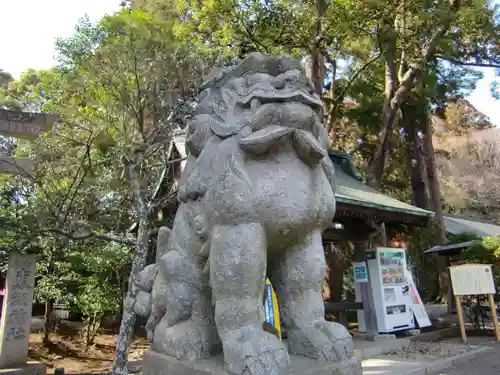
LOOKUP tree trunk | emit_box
[43,299,53,346]
[423,114,446,244]
[368,66,422,187]
[367,17,451,187]
[367,19,398,188]
[113,159,152,375]
[304,55,325,97]
[86,315,101,347]
[403,97,441,301]
[402,101,430,209]
[422,103,449,306]
[112,218,150,375]
[304,0,326,96]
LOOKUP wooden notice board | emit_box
[449,264,499,343]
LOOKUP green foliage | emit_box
[71,244,128,347]
[34,240,130,346]
[399,226,443,301]
[461,235,500,264]
[74,277,121,319]
[445,233,500,290]
[0,9,212,355]
[74,278,118,346]
[0,70,13,88]
[0,180,40,272]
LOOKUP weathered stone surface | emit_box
[137,264,158,292]
[156,226,171,263]
[140,53,359,375]
[0,362,45,375]
[143,351,361,375]
[134,290,152,317]
[0,254,37,368]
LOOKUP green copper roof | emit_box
[329,150,434,218]
[335,169,433,217]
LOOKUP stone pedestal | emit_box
[142,350,362,375]
[0,362,45,375]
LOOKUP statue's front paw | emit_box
[152,318,221,361]
[287,321,354,362]
[223,327,292,375]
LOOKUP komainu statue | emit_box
[135,53,359,375]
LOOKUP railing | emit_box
[53,303,70,320]
[324,301,363,328]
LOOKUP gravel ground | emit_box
[383,341,477,361]
[428,336,500,375]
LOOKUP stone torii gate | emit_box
[0,109,57,175]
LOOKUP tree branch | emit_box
[122,156,149,222]
[144,104,182,148]
[325,52,382,134]
[238,18,269,53]
[422,24,450,61]
[339,52,383,102]
[147,190,177,218]
[57,133,94,225]
[435,55,500,69]
[43,228,135,245]
[0,157,60,218]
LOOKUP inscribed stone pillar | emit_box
[0,254,37,368]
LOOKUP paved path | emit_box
[428,337,500,375]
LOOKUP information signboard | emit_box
[450,264,496,296]
[353,262,368,283]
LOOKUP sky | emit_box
[1,0,499,126]
[0,0,121,76]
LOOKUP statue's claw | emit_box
[286,321,353,362]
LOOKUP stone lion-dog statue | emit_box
[134,53,357,375]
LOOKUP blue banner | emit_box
[264,283,274,326]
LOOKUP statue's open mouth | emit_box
[237,94,326,168]
[236,87,322,111]
[227,83,326,167]
[225,85,323,134]
[209,87,322,138]
[244,100,319,134]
